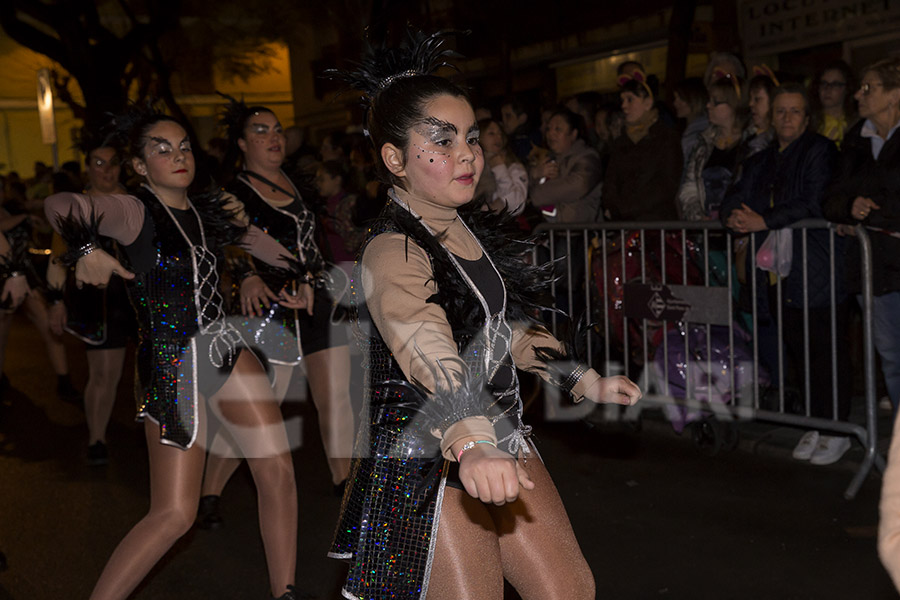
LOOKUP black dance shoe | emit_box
[56,375,82,406]
[272,585,310,600]
[333,479,347,498]
[87,441,109,466]
[196,495,223,530]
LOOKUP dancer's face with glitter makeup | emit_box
[132,120,195,193]
[382,94,484,208]
[238,110,285,169]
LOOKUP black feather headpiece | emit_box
[218,92,252,144]
[325,30,463,106]
[217,92,275,145]
[101,99,169,158]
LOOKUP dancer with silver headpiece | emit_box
[327,31,642,600]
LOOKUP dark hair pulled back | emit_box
[326,30,469,188]
[103,101,181,161]
[218,93,277,175]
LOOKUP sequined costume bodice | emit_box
[227,172,323,290]
[225,173,325,365]
[122,186,244,449]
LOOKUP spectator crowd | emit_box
[3,52,900,470]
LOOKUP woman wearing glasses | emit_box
[677,74,746,221]
[825,57,900,420]
[811,60,858,148]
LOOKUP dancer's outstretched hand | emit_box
[75,249,134,289]
[583,375,642,406]
[240,274,280,317]
[1,274,29,309]
[458,444,534,506]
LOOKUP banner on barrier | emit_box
[623,283,731,325]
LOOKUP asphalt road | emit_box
[0,314,896,599]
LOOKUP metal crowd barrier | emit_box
[532,219,885,500]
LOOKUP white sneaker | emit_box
[792,431,819,460]
[810,436,852,466]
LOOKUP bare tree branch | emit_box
[0,4,67,66]
[50,69,87,121]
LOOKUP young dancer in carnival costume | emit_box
[46,139,136,465]
[195,97,355,529]
[44,105,304,600]
[327,31,642,599]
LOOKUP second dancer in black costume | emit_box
[44,105,304,600]
[47,140,136,465]
[196,98,355,529]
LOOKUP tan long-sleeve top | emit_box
[360,187,601,459]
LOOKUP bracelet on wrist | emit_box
[7,271,23,279]
[456,439,497,463]
[75,242,99,261]
[44,287,65,304]
[560,363,588,396]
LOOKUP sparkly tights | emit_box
[88,351,297,600]
[426,456,595,600]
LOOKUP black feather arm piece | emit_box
[56,207,104,267]
[228,252,257,284]
[262,255,329,289]
[407,350,493,438]
[531,316,595,397]
[193,188,248,247]
[262,254,308,283]
[324,29,465,101]
[0,242,32,280]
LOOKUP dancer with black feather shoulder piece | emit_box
[195,97,355,532]
[326,30,642,600]
[46,138,136,466]
[43,104,305,600]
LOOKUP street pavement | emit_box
[0,314,896,599]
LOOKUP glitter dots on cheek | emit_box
[414,143,449,163]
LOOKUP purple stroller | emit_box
[653,324,769,454]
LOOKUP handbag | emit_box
[756,228,792,278]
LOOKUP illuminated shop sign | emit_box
[740,0,900,55]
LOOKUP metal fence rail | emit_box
[533,219,885,499]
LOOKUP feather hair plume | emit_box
[325,30,464,103]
